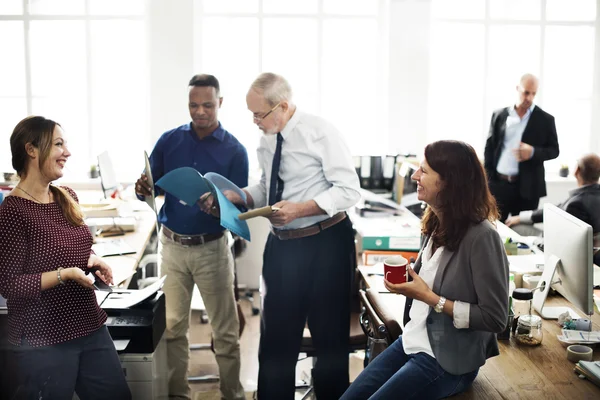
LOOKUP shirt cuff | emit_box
[519,210,534,224]
[453,300,470,329]
[245,184,267,209]
[313,192,337,217]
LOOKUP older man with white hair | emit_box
[229,72,360,399]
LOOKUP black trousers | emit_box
[489,178,539,222]
[257,217,355,400]
[8,326,131,400]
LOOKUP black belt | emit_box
[162,226,224,246]
[271,212,347,240]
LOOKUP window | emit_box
[430,0,598,169]
[0,0,147,181]
[193,0,389,170]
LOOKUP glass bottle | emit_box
[511,288,533,334]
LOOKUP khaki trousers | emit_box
[158,231,244,400]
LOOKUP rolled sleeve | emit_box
[246,181,267,209]
[314,191,336,217]
[453,300,470,329]
[518,210,534,224]
[468,228,510,333]
[314,128,361,214]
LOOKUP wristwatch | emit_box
[434,296,446,313]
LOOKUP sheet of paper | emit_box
[101,275,166,309]
[507,254,545,274]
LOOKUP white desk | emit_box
[76,190,159,288]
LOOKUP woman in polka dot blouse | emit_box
[0,116,131,399]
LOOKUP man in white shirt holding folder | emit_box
[228,72,360,399]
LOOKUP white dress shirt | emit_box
[246,109,361,230]
[496,104,535,176]
[402,240,471,357]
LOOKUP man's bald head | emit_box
[577,153,600,184]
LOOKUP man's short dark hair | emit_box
[578,153,600,183]
[188,74,220,95]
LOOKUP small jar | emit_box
[515,314,543,346]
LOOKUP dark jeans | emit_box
[489,179,539,222]
[257,217,355,400]
[9,325,131,400]
[340,336,478,400]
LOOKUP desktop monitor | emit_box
[97,151,118,199]
[533,204,594,319]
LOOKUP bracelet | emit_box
[434,296,446,313]
[57,267,65,285]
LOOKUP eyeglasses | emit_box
[253,102,281,123]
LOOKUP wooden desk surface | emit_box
[358,265,600,399]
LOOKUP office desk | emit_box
[99,206,157,288]
[76,190,161,288]
[358,265,600,399]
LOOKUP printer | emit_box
[99,280,169,400]
[103,291,166,353]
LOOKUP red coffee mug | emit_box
[384,256,409,284]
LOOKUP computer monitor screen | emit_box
[97,151,118,198]
[533,204,594,318]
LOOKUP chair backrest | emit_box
[365,288,403,344]
[358,289,387,341]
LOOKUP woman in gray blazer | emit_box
[342,140,509,399]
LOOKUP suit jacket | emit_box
[484,106,559,200]
[403,221,509,375]
[531,184,600,232]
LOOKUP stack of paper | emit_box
[557,329,600,345]
[81,202,120,218]
[575,361,600,387]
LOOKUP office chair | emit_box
[357,289,389,365]
[364,288,403,346]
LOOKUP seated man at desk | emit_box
[505,153,600,262]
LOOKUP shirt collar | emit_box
[509,104,536,117]
[186,121,225,142]
[280,108,301,140]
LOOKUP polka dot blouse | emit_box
[0,186,106,347]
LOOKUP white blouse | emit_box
[402,240,471,357]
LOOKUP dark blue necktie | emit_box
[268,133,284,206]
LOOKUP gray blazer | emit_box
[403,220,509,375]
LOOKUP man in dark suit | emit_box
[505,153,600,264]
[484,73,559,222]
